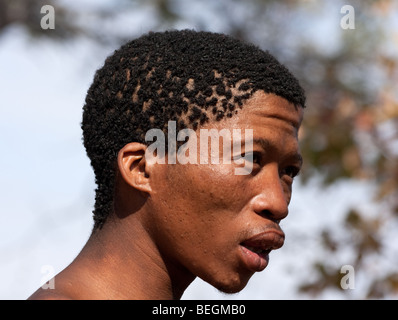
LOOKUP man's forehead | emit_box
[245,91,304,129]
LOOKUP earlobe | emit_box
[117,143,152,193]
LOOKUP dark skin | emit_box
[28,91,304,300]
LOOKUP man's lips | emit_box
[239,228,285,272]
[241,228,285,251]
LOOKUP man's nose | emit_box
[251,168,289,223]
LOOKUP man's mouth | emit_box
[241,245,272,255]
[239,228,285,272]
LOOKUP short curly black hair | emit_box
[82,29,306,230]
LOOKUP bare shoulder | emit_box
[27,288,73,300]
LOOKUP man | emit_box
[28,30,306,300]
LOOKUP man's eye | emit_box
[243,152,261,164]
[252,153,261,164]
[282,166,300,179]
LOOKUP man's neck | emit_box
[30,216,195,300]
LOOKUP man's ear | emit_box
[117,142,152,193]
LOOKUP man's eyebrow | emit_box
[244,137,303,166]
[232,137,271,151]
[251,137,271,151]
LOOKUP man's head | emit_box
[81,30,305,293]
[82,29,305,228]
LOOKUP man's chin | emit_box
[205,272,252,295]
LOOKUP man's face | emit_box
[145,91,304,293]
